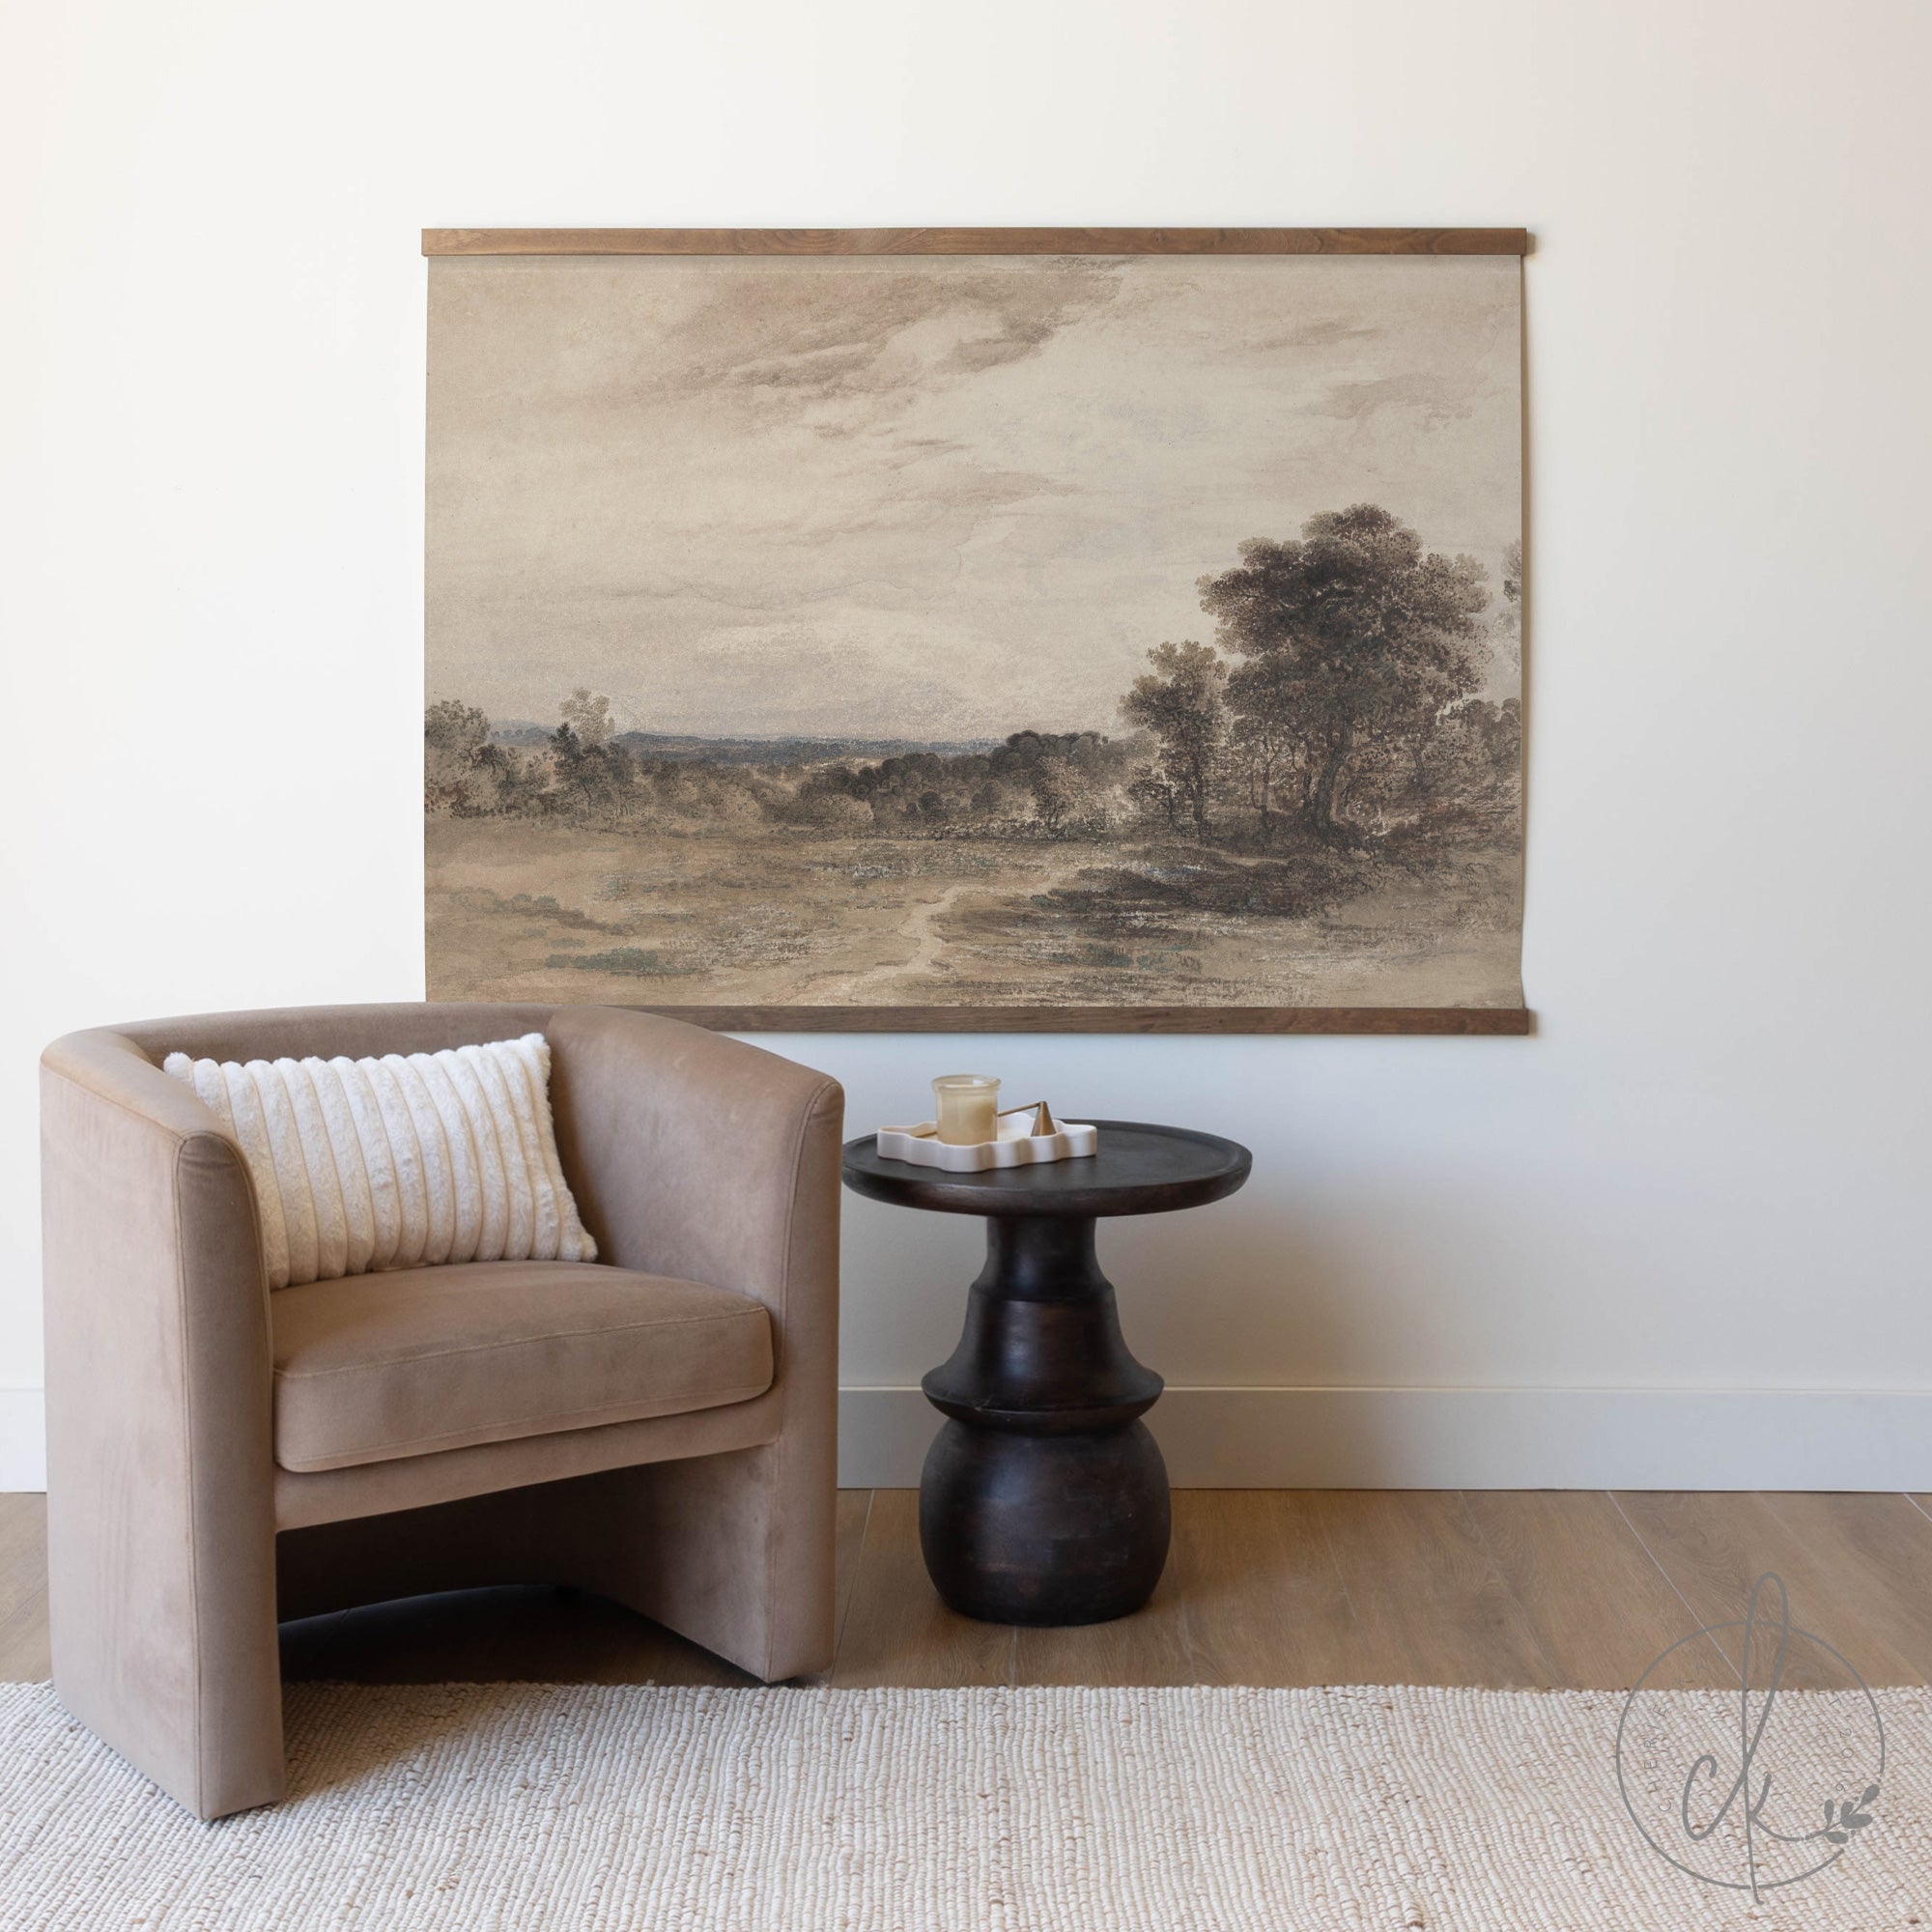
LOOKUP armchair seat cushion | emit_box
[270,1260,774,1473]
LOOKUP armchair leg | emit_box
[560,1444,837,1682]
[49,1494,284,1821]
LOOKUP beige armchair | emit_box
[40,1003,842,1820]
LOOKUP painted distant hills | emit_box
[487,724,1003,765]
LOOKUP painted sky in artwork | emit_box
[429,253,1520,742]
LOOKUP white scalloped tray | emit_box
[877,1110,1099,1172]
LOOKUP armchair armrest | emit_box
[544,1009,843,1353]
[39,1027,281,1815]
[546,1009,845,1681]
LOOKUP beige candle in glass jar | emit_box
[931,1074,1001,1146]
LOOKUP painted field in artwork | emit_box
[426,252,1523,1015]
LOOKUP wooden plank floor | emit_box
[3,1490,1930,1690]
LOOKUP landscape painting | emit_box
[426,242,1524,1027]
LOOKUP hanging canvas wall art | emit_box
[424,229,1528,1033]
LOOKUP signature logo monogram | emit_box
[1615,1573,1886,1902]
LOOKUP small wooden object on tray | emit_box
[877,1102,1098,1173]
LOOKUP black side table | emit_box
[840,1121,1250,1626]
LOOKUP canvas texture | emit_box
[162,1035,595,1289]
[425,252,1524,1018]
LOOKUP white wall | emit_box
[4,0,1928,1489]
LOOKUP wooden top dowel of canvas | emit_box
[424,232,1530,1035]
[423,227,1529,257]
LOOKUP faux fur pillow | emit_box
[162,1033,596,1290]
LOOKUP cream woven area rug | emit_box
[1,1681,1927,1930]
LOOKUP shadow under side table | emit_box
[841,1121,1251,1626]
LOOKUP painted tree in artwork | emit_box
[1118,640,1228,835]
[1197,504,1489,832]
[559,686,615,747]
[424,697,492,812]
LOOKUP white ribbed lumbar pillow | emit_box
[162,1033,596,1290]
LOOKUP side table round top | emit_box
[840,1120,1251,1219]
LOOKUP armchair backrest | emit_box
[110,1002,557,1067]
[49,1002,839,1302]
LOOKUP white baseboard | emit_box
[7,1385,1925,1494]
[837,1385,1932,1490]
[0,1389,44,1491]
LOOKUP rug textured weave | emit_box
[0,1681,1926,1930]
